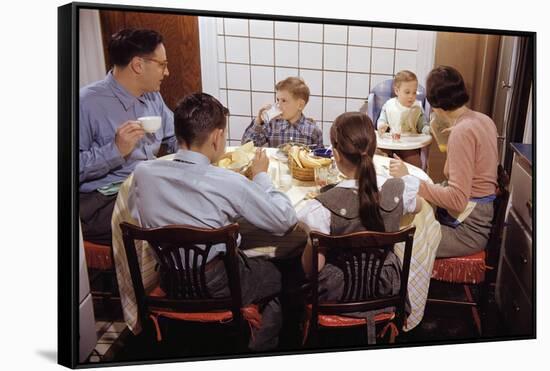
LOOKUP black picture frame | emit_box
[58,1,536,368]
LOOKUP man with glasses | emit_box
[79,28,177,245]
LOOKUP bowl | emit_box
[313,148,333,158]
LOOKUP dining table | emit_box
[110,146,441,334]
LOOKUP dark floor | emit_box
[91,262,525,366]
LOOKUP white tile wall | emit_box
[323,71,346,97]
[396,29,418,50]
[215,18,425,139]
[299,42,323,69]
[299,23,323,42]
[349,26,371,46]
[275,40,299,67]
[251,65,274,91]
[227,90,251,116]
[276,67,299,82]
[228,115,252,141]
[370,74,391,89]
[250,38,274,65]
[324,44,347,71]
[299,69,323,95]
[226,64,250,90]
[346,98,367,112]
[304,96,323,122]
[225,37,249,63]
[250,20,273,38]
[224,18,248,36]
[348,46,371,73]
[324,25,348,44]
[321,122,332,145]
[323,97,346,121]
[275,21,298,40]
[395,50,417,73]
[371,48,394,74]
[372,28,395,48]
[347,72,370,98]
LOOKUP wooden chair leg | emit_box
[464,285,482,335]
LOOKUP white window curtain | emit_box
[79,9,107,88]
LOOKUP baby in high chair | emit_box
[377,70,429,168]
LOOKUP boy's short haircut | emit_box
[174,93,229,147]
[275,77,310,104]
[393,70,418,89]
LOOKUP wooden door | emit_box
[99,10,202,111]
[434,32,500,116]
[427,32,500,183]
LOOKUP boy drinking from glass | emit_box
[242,77,323,148]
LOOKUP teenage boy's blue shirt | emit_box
[79,71,178,192]
[128,149,298,263]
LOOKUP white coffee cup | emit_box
[138,116,162,133]
[261,104,282,123]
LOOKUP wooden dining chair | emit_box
[428,165,510,335]
[302,226,415,346]
[119,222,262,348]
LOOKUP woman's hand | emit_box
[389,154,409,177]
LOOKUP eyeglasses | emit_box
[141,57,168,71]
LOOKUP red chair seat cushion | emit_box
[83,241,113,270]
[147,285,261,341]
[149,285,233,322]
[305,304,395,327]
[431,250,487,284]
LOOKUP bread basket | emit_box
[289,157,314,181]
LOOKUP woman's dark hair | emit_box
[174,93,229,147]
[108,28,163,67]
[426,65,469,111]
[330,112,385,232]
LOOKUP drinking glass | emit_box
[326,160,340,185]
[314,166,329,189]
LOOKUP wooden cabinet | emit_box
[495,143,533,336]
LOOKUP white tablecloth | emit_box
[111,148,440,333]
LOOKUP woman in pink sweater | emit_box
[390,66,498,257]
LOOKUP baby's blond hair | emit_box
[394,70,418,89]
[275,77,310,104]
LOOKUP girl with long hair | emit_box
[297,111,422,281]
